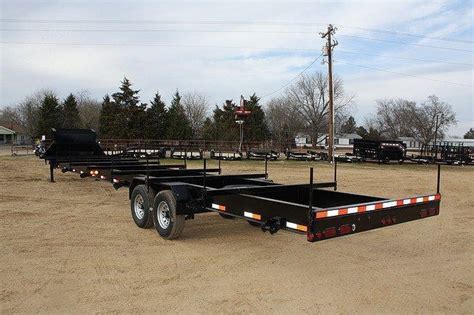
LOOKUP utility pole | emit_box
[320,24,338,163]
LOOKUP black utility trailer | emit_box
[246,150,279,160]
[128,159,442,242]
[285,149,317,161]
[353,139,406,164]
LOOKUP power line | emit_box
[335,60,473,88]
[338,34,473,53]
[260,53,324,99]
[336,25,473,44]
[2,28,471,53]
[1,41,471,67]
[0,28,321,34]
[1,18,472,44]
[336,50,473,67]
[0,40,322,52]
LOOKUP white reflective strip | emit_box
[244,212,253,218]
[366,204,376,211]
[403,199,411,205]
[286,222,298,229]
[428,195,435,201]
[383,201,397,208]
[416,197,424,203]
[211,203,220,210]
[348,207,358,214]
[327,210,339,217]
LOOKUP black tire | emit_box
[153,190,185,240]
[130,184,155,229]
[219,213,235,219]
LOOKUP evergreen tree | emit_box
[111,77,145,138]
[243,93,268,142]
[165,90,192,139]
[99,95,121,138]
[146,91,168,139]
[36,93,62,137]
[340,116,357,134]
[464,128,474,139]
[62,93,81,128]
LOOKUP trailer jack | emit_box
[261,217,283,234]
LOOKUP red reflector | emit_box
[307,233,315,242]
[420,209,428,218]
[323,227,337,238]
[338,224,351,235]
[428,208,437,216]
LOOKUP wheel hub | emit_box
[134,194,145,220]
[157,201,171,229]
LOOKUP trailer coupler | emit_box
[261,217,283,234]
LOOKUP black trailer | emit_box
[285,149,318,161]
[127,159,442,242]
[246,150,279,160]
[170,148,203,160]
[353,139,406,163]
[210,150,243,160]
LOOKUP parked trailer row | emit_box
[41,128,443,243]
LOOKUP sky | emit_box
[0,0,473,137]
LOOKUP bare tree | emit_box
[411,95,456,146]
[285,72,354,146]
[182,92,210,139]
[374,98,417,139]
[0,89,55,140]
[265,96,304,150]
[75,90,101,131]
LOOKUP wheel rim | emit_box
[134,194,145,220]
[157,201,171,229]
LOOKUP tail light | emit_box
[323,227,337,238]
[338,224,352,235]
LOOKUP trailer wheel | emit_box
[131,185,155,229]
[153,190,185,240]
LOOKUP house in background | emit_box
[294,133,362,149]
[0,125,16,144]
[0,124,31,145]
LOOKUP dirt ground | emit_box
[1,156,472,314]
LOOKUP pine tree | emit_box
[244,93,268,142]
[62,93,81,128]
[146,91,168,139]
[111,77,145,138]
[36,93,62,137]
[99,95,121,138]
[165,90,192,139]
[340,116,357,134]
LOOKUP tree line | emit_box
[1,73,470,147]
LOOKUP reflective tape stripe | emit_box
[347,207,358,214]
[244,211,261,220]
[315,194,441,220]
[211,203,226,211]
[286,222,308,232]
[383,201,397,208]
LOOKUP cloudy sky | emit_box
[1,0,472,136]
